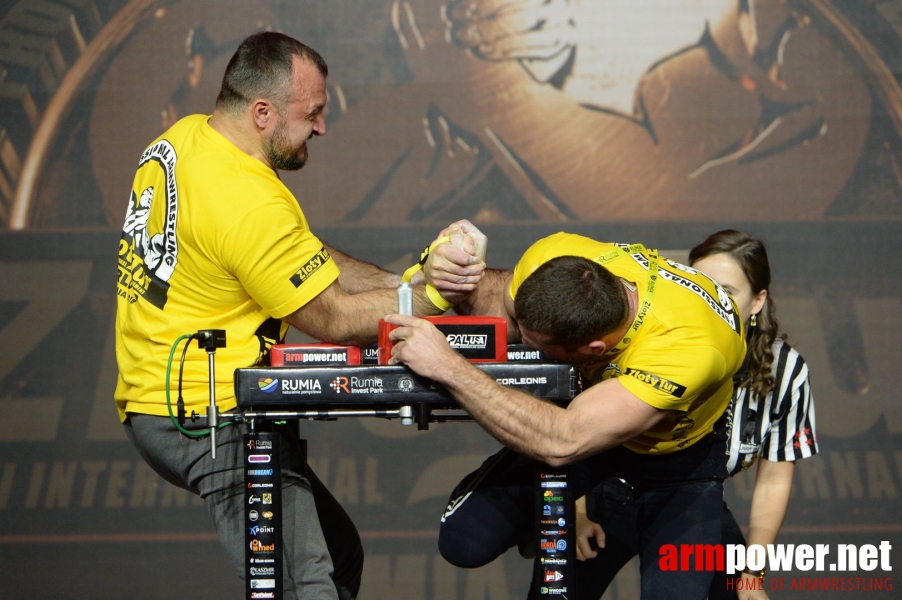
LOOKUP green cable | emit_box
[166,334,233,437]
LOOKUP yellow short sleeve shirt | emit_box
[510,233,746,454]
[115,115,339,421]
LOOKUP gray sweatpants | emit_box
[124,414,362,600]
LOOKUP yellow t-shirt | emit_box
[115,114,339,421]
[510,232,746,454]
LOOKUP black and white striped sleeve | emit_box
[762,342,818,462]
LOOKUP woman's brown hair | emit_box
[689,230,781,399]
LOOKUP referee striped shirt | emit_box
[725,339,818,476]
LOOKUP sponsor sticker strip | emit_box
[245,432,282,599]
[535,471,575,596]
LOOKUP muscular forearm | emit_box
[440,359,656,466]
[287,283,452,347]
[452,268,508,315]
[438,354,582,463]
[325,243,401,294]
[385,314,666,464]
[452,268,521,342]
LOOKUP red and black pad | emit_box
[270,343,362,366]
[378,315,507,364]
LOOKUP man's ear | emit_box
[585,339,607,355]
[251,100,273,130]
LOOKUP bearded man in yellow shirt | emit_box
[115,32,485,600]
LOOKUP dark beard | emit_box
[264,119,306,171]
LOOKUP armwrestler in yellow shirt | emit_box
[115,32,485,600]
[386,232,746,600]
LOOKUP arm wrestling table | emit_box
[223,358,580,599]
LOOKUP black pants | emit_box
[438,424,729,600]
[577,479,745,599]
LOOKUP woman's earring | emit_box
[750,314,757,328]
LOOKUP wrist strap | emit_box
[425,284,454,312]
[403,235,455,311]
[402,235,451,283]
